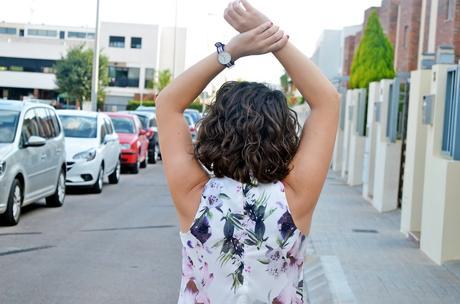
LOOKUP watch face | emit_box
[218,52,232,65]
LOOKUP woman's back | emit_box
[179,177,306,304]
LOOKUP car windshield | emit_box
[0,110,20,143]
[112,117,135,134]
[136,115,149,129]
[137,106,156,113]
[59,115,98,138]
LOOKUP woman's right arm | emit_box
[225,0,340,219]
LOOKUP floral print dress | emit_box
[178,176,307,304]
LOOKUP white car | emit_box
[57,110,121,193]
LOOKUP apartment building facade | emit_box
[0,21,186,110]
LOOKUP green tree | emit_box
[54,45,109,110]
[349,10,395,89]
[156,69,172,92]
[280,72,290,95]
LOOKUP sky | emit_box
[2,0,381,86]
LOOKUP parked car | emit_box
[184,113,197,142]
[57,110,121,193]
[129,111,160,163]
[184,109,202,124]
[136,105,156,114]
[106,112,148,173]
[0,100,66,225]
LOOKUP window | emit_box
[68,31,87,39]
[59,31,65,39]
[47,109,61,137]
[35,108,54,139]
[111,117,136,134]
[104,118,114,134]
[0,110,20,143]
[68,31,94,39]
[109,36,125,48]
[27,29,58,38]
[59,115,97,138]
[21,109,40,144]
[19,29,24,37]
[0,27,17,35]
[100,123,106,144]
[447,0,455,21]
[0,57,56,73]
[145,68,155,89]
[442,66,460,160]
[108,66,140,88]
[131,37,142,49]
[403,25,409,49]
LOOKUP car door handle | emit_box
[40,153,47,160]
[56,148,62,154]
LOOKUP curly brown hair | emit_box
[194,81,300,184]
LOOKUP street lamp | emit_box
[90,0,101,111]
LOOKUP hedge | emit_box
[126,100,203,112]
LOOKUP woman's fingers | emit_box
[232,1,246,16]
[260,25,279,40]
[267,34,289,52]
[253,21,273,34]
[240,0,255,12]
[264,29,284,46]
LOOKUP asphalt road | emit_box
[0,162,182,304]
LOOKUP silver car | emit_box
[0,100,66,226]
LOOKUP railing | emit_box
[387,74,410,143]
[356,89,367,136]
[442,66,460,160]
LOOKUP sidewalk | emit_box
[304,171,460,304]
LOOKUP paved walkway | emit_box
[304,171,460,304]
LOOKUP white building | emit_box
[0,21,186,110]
[311,29,342,83]
[159,27,187,79]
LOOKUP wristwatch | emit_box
[215,42,235,68]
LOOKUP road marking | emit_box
[0,245,54,257]
[0,232,42,236]
[80,224,176,232]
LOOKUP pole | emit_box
[172,0,178,79]
[91,0,101,111]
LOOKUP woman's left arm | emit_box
[156,22,288,223]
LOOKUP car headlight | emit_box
[0,161,6,177]
[73,148,97,161]
[121,144,132,150]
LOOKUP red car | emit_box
[106,112,149,173]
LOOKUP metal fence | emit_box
[442,66,460,160]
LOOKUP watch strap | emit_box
[215,42,235,68]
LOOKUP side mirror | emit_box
[25,136,46,147]
[139,129,147,136]
[103,134,110,145]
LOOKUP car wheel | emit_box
[132,158,140,174]
[46,169,66,207]
[0,179,23,226]
[156,142,162,160]
[148,141,157,164]
[108,161,121,184]
[92,165,104,193]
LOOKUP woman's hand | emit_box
[225,21,288,60]
[224,0,269,33]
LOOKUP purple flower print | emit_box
[278,211,296,240]
[191,215,211,244]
